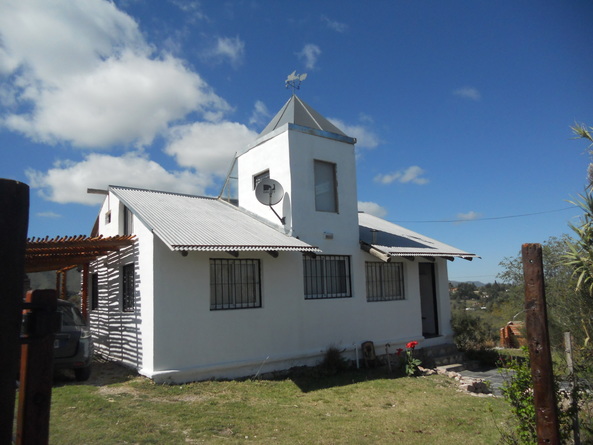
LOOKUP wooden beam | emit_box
[360,242,391,262]
[0,179,29,445]
[522,243,560,444]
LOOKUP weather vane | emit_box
[285,71,307,94]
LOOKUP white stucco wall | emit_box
[89,120,456,382]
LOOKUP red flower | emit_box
[406,341,418,349]
[396,348,404,356]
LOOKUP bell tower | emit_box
[236,93,359,252]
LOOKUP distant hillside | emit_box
[449,280,487,288]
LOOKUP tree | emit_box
[571,123,593,187]
[562,123,593,348]
[497,235,579,347]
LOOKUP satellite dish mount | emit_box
[255,178,286,225]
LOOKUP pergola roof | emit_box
[25,235,135,273]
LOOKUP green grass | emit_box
[45,365,510,444]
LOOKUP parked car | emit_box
[53,300,93,381]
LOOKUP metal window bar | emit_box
[122,263,135,311]
[303,255,351,299]
[366,262,404,302]
[91,273,99,310]
[210,259,261,310]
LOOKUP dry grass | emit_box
[47,361,509,444]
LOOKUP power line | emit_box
[393,206,576,224]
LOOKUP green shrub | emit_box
[319,345,349,375]
[451,311,496,352]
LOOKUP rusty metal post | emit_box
[0,179,29,444]
[522,243,560,444]
[17,289,58,445]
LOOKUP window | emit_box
[123,206,134,235]
[91,273,99,310]
[253,170,270,190]
[303,255,351,299]
[210,259,262,310]
[366,262,405,302]
[122,263,135,312]
[314,160,337,212]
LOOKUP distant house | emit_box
[89,95,477,383]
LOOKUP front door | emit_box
[419,262,438,337]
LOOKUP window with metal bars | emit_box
[91,272,99,310]
[365,262,405,302]
[210,259,262,310]
[122,263,135,312]
[303,255,351,299]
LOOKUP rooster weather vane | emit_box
[285,71,307,94]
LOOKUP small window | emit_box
[366,262,405,302]
[303,255,351,299]
[91,273,99,310]
[122,263,135,312]
[123,206,134,235]
[253,170,270,190]
[210,259,262,310]
[105,210,111,224]
[314,160,338,212]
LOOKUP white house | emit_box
[89,94,477,383]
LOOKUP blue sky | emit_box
[1,0,592,283]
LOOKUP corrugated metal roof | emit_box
[258,95,349,138]
[110,186,319,252]
[359,212,479,260]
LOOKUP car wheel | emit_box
[74,366,91,381]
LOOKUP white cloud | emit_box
[358,201,387,218]
[374,166,429,185]
[455,210,482,222]
[453,86,481,101]
[37,211,62,219]
[329,117,380,150]
[207,36,245,68]
[249,100,270,128]
[321,16,348,33]
[26,152,210,205]
[297,44,321,70]
[165,121,258,176]
[169,0,207,22]
[0,0,231,149]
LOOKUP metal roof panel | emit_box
[110,186,318,252]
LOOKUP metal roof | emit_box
[258,95,350,139]
[110,186,319,253]
[358,212,479,261]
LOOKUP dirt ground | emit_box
[53,356,139,386]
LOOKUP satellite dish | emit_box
[255,178,284,206]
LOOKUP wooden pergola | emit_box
[25,235,135,318]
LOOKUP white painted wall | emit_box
[89,118,456,382]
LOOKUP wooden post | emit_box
[522,243,560,444]
[0,179,29,444]
[17,289,58,445]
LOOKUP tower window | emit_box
[314,160,337,213]
[253,170,270,190]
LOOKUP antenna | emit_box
[285,71,307,94]
[255,178,286,224]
